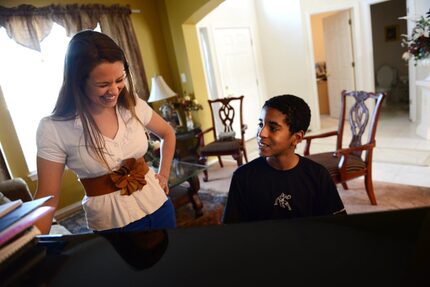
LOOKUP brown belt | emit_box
[81,158,150,197]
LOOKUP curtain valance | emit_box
[0,4,148,99]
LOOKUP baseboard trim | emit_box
[55,201,82,221]
[206,158,218,166]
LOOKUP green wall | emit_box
[163,0,223,141]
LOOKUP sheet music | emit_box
[0,225,41,264]
[0,200,22,218]
[0,196,52,233]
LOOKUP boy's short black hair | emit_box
[263,94,311,134]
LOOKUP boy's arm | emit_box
[222,173,247,223]
[321,168,347,215]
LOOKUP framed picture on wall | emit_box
[385,25,399,42]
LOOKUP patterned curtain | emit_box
[0,4,149,99]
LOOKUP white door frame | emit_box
[304,2,361,131]
[362,0,416,121]
[305,0,417,129]
[405,0,417,122]
[322,9,356,118]
[198,15,265,141]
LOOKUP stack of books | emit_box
[0,196,53,284]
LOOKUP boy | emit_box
[223,94,346,223]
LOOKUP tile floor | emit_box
[245,104,430,187]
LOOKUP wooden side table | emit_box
[147,127,202,164]
[147,130,206,217]
[169,175,203,218]
[174,127,202,163]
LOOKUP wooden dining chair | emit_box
[303,90,386,205]
[197,96,248,182]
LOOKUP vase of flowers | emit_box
[173,92,203,130]
[185,110,194,130]
[401,9,430,67]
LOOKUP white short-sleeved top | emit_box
[36,98,167,231]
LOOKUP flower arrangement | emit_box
[401,9,430,65]
[173,92,203,112]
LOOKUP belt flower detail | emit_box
[110,158,149,195]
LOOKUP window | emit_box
[0,24,99,174]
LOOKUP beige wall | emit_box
[311,12,336,63]
[310,12,336,115]
[255,0,322,131]
[163,0,223,133]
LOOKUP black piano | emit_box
[2,206,430,286]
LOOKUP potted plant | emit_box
[401,9,430,66]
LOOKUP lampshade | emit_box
[147,75,177,103]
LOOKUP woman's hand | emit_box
[155,173,169,194]
[146,109,176,196]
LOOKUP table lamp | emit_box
[147,75,177,124]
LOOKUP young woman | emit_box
[35,30,176,233]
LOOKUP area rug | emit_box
[59,160,430,234]
[337,180,430,214]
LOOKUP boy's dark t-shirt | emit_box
[223,155,345,223]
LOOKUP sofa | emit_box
[0,178,33,203]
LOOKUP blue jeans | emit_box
[99,199,176,233]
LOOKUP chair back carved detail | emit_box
[218,102,236,133]
[197,95,248,182]
[344,91,383,158]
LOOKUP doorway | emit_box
[197,1,263,141]
[370,0,409,121]
[310,9,356,119]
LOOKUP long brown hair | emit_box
[53,30,142,168]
